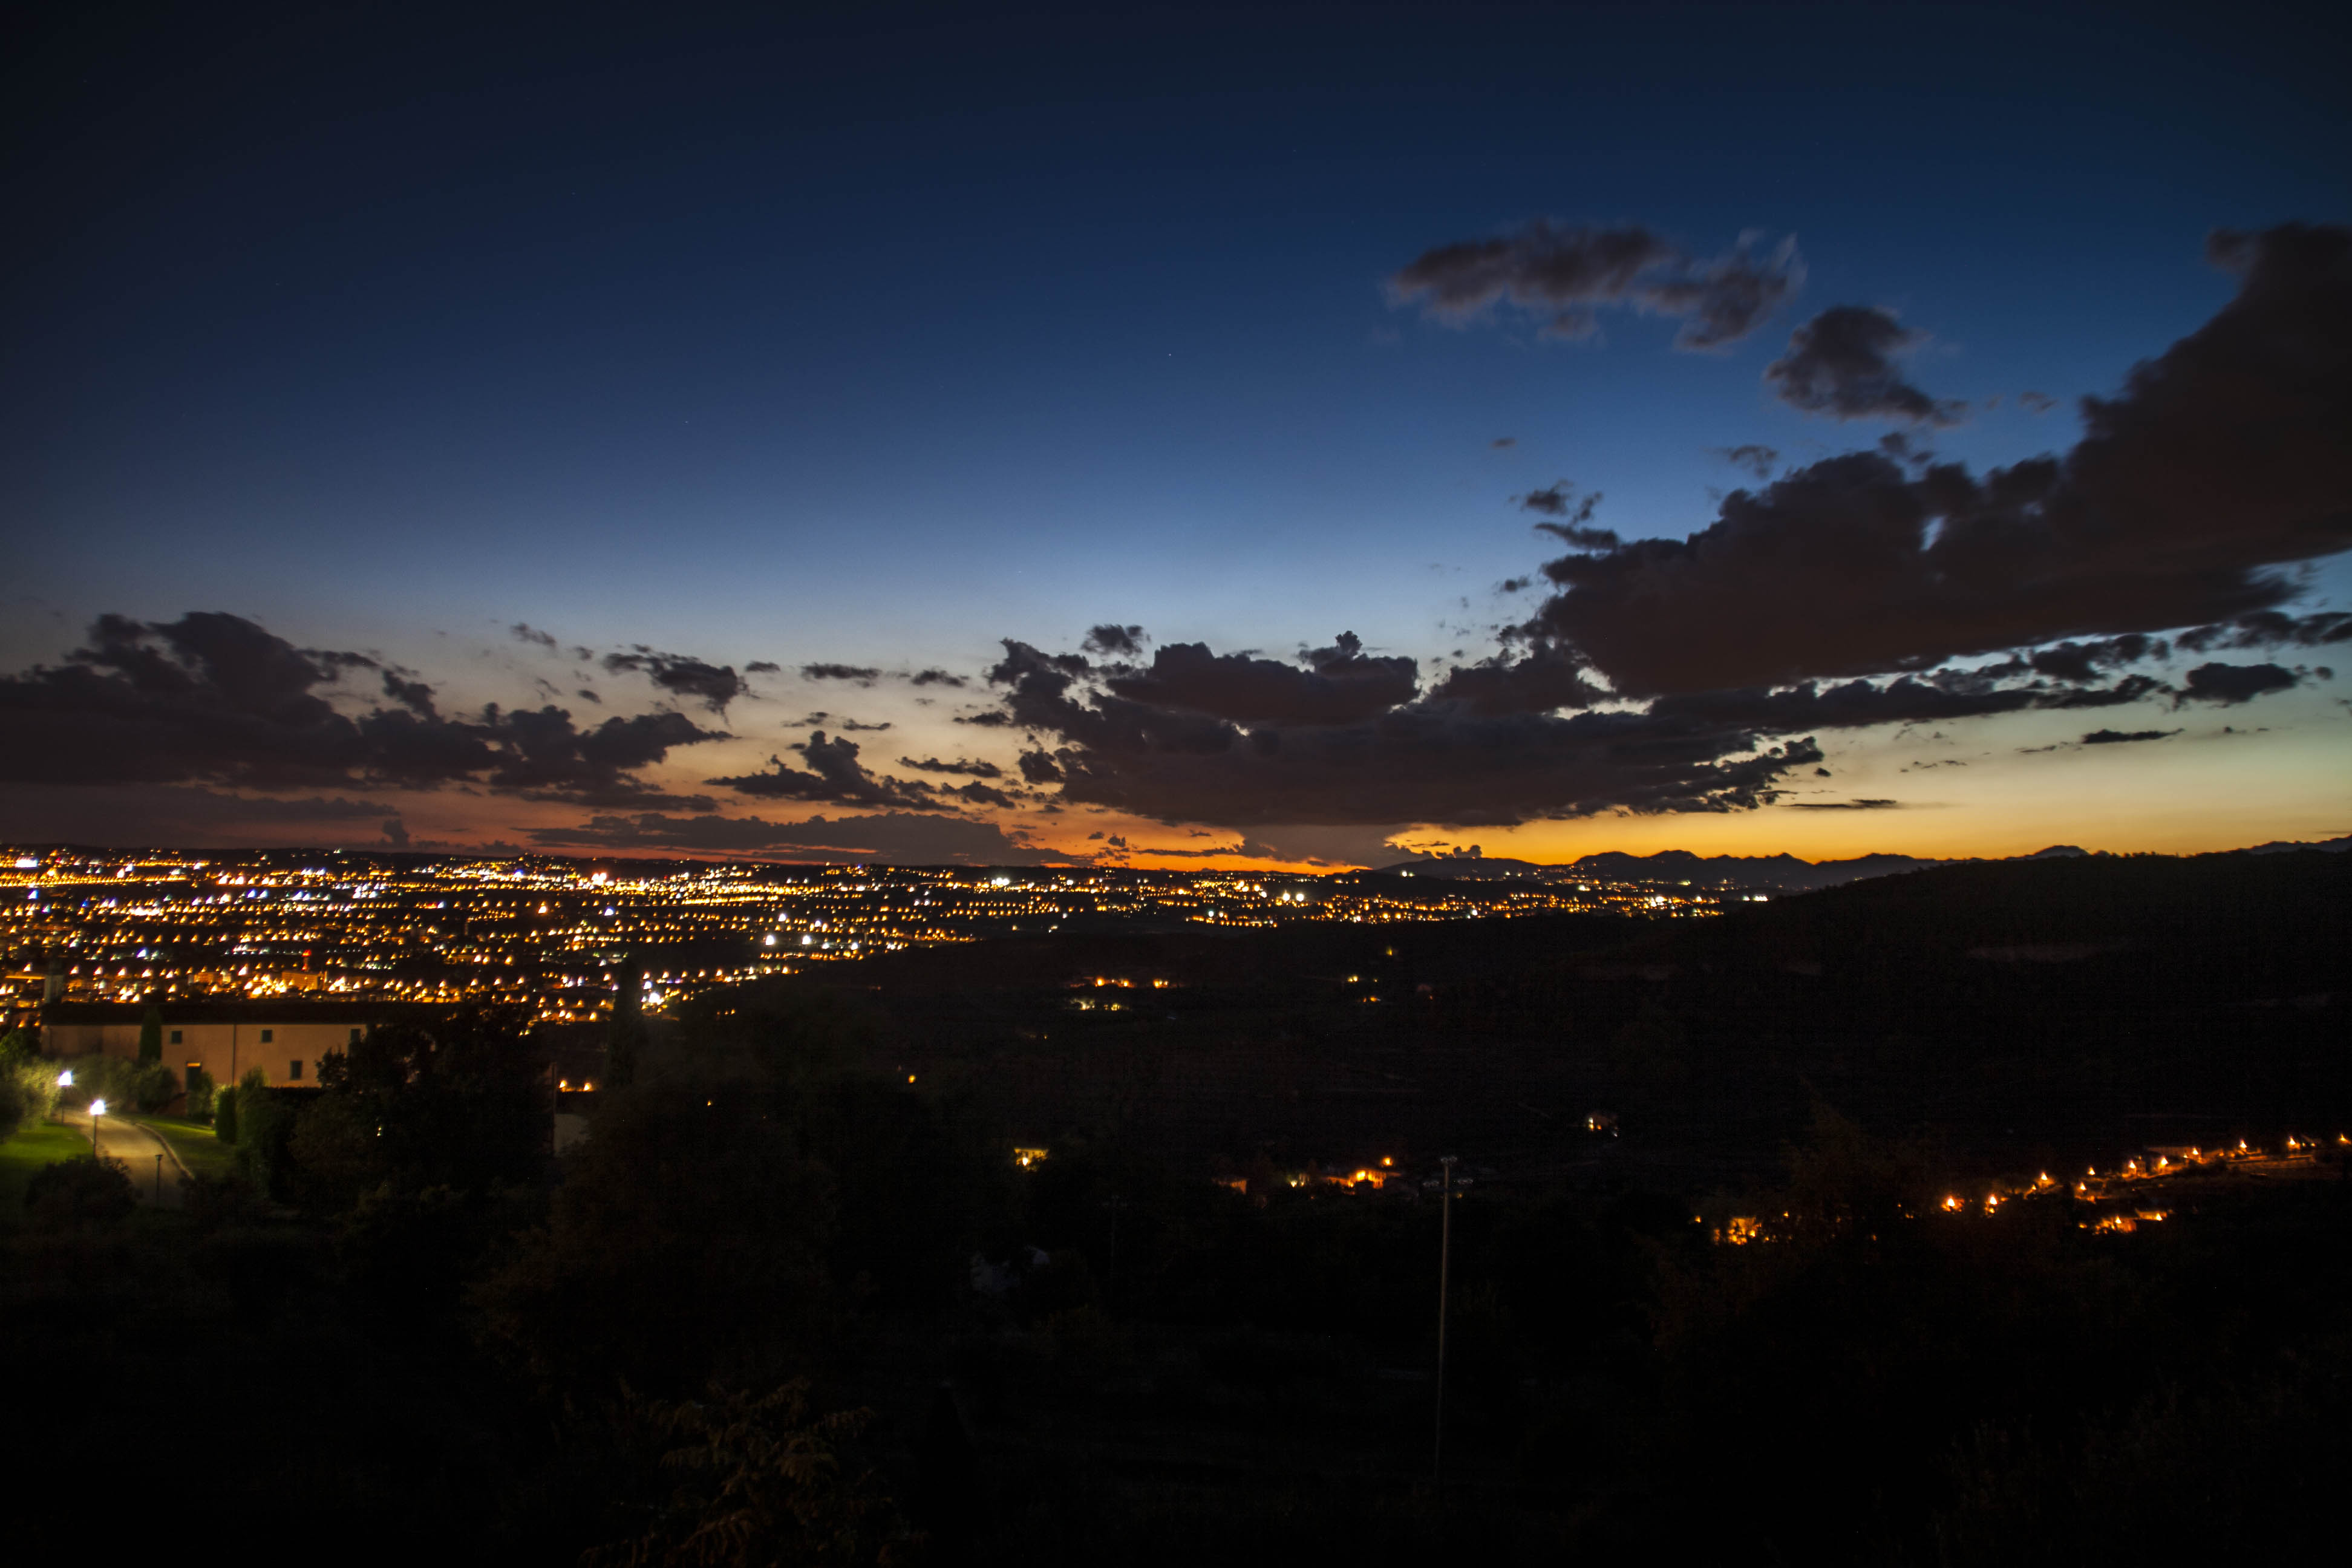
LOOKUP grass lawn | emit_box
[0,1120,97,1211]
[134,1116,237,1180]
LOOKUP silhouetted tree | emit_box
[475,1085,834,1395]
[583,1380,909,1567]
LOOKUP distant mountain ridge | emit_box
[1375,835,2350,893]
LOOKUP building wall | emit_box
[43,1020,365,1088]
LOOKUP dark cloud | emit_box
[1100,633,1419,727]
[2177,661,2302,705]
[1429,645,1604,715]
[897,756,1005,779]
[1717,444,1780,480]
[510,623,558,650]
[601,647,751,713]
[707,730,940,809]
[480,706,726,807]
[2082,728,2180,744]
[0,782,395,846]
[908,668,966,688]
[1515,483,1620,550]
[1119,840,1278,859]
[0,612,725,803]
[527,810,1056,865]
[745,661,781,674]
[2017,391,2059,414]
[800,662,881,685]
[969,633,1824,826]
[1390,221,1802,349]
[1647,672,2167,732]
[1519,224,2352,699]
[380,670,438,715]
[1765,305,1964,425]
[947,779,1021,809]
[1082,624,1146,658]
[1491,436,1517,449]
[2174,609,2352,652]
[1786,798,1904,810]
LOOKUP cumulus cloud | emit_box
[1518,224,2352,698]
[1765,305,1964,425]
[1717,444,1780,480]
[1428,645,1604,715]
[897,755,1005,778]
[707,730,940,809]
[0,612,725,803]
[2176,661,2304,705]
[2174,609,2352,653]
[1388,221,1803,349]
[1082,624,1146,658]
[1096,633,1419,727]
[1514,483,1619,550]
[967,635,1824,827]
[601,647,753,712]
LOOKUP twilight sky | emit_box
[4,1,2348,867]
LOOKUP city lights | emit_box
[1,847,1714,1022]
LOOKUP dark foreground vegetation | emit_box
[2,849,2346,1563]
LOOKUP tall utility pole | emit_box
[1433,1154,1458,1489]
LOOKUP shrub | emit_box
[185,1065,215,1122]
[214,1082,240,1144]
[129,1059,180,1114]
[25,1154,137,1226]
[0,1058,64,1142]
[233,1068,294,1198]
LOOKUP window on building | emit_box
[289,1060,302,1080]
[169,1029,183,1045]
[260,1028,273,1044]
[348,1028,362,1045]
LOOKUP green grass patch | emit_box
[0,1120,97,1212]
[133,1116,237,1180]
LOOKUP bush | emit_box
[0,1057,64,1142]
[215,1082,240,1144]
[129,1059,180,1114]
[25,1154,137,1226]
[185,1065,215,1123]
[232,1069,295,1198]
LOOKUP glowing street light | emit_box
[57,1068,73,1088]
[88,1097,107,1152]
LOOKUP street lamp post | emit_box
[88,1097,107,1154]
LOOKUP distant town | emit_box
[1,846,1726,1027]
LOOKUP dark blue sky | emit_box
[5,2,2347,862]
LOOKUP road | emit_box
[57,1109,188,1208]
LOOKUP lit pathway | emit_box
[57,1109,188,1208]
